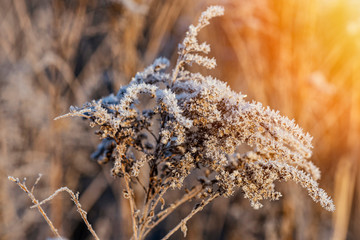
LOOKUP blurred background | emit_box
[0,0,359,239]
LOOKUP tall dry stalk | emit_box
[57,5,334,239]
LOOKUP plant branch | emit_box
[30,186,100,240]
[142,185,203,238]
[161,191,220,240]
[123,172,139,240]
[8,176,63,239]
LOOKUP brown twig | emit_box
[123,172,139,240]
[160,191,220,240]
[8,176,63,239]
[141,185,203,238]
[138,185,170,239]
[31,186,100,240]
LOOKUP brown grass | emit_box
[1,0,359,239]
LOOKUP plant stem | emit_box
[171,57,184,84]
[123,173,139,240]
[141,185,203,239]
[161,192,220,240]
[8,176,63,239]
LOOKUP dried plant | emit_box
[54,5,335,240]
[8,175,100,240]
[8,175,62,239]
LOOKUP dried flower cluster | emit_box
[57,5,334,239]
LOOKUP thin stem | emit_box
[30,187,100,240]
[8,176,63,239]
[161,192,220,240]
[31,173,42,194]
[70,191,100,240]
[141,185,168,226]
[156,153,177,165]
[142,185,203,239]
[135,176,147,193]
[144,126,158,142]
[153,185,202,223]
[123,172,139,240]
[143,111,167,206]
[138,184,170,239]
[171,57,184,84]
[149,186,169,214]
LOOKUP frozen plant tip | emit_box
[57,5,334,240]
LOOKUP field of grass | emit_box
[0,0,359,239]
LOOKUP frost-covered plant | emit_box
[57,5,334,240]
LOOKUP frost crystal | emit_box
[58,5,334,212]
